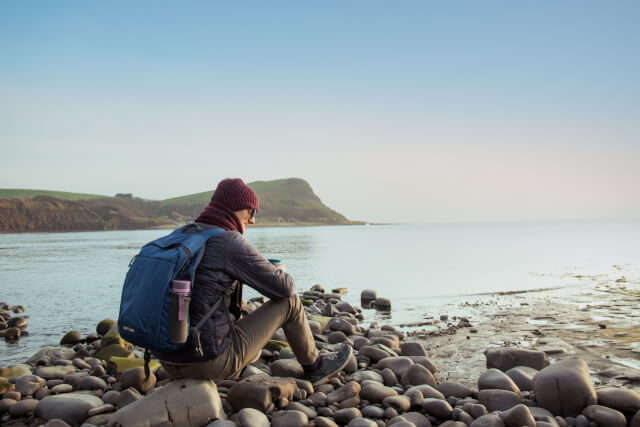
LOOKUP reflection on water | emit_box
[1,222,639,364]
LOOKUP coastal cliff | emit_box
[0,178,357,233]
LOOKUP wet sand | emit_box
[404,275,640,392]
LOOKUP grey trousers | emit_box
[161,294,318,380]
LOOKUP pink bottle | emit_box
[169,280,191,344]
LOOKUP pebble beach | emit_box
[1,274,639,427]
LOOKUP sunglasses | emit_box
[248,208,257,219]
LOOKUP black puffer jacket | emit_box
[155,223,294,363]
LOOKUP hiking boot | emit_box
[305,343,353,386]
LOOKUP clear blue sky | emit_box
[1,1,638,222]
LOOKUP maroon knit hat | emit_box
[211,178,259,212]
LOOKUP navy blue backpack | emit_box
[118,224,230,373]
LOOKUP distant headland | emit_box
[0,178,363,233]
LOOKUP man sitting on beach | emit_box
[155,178,352,385]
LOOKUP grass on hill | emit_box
[0,189,107,200]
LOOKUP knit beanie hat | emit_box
[211,178,259,212]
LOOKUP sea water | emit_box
[1,221,639,364]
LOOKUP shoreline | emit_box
[398,277,640,392]
[2,276,640,425]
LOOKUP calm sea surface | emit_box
[1,222,639,364]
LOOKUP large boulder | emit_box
[484,348,549,371]
[36,392,104,425]
[227,374,298,412]
[532,359,596,417]
[109,379,225,426]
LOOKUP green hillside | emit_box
[0,188,106,200]
[0,178,357,232]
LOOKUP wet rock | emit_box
[360,345,395,363]
[400,342,429,358]
[409,356,437,374]
[389,411,432,427]
[327,381,361,405]
[36,366,77,380]
[362,405,385,418]
[469,414,505,426]
[36,392,104,425]
[327,317,357,335]
[11,305,24,314]
[60,331,84,345]
[110,379,225,426]
[15,374,46,396]
[499,404,536,427]
[407,384,444,400]
[95,344,132,361]
[271,359,304,379]
[272,409,308,427]
[478,368,522,396]
[582,404,626,427]
[7,317,27,328]
[504,366,538,391]
[401,363,437,387]
[361,289,379,306]
[97,319,117,336]
[51,384,74,394]
[3,391,20,400]
[333,407,362,424]
[372,335,399,349]
[4,327,21,339]
[630,410,640,427]
[78,375,107,391]
[328,331,349,344]
[316,416,340,427]
[375,356,414,377]
[117,387,142,408]
[336,301,357,314]
[72,358,92,370]
[478,389,523,412]
[377,367,395,387]
[421,397,453,420]
[0,398,17,413]
[0,377,15,395]
[87,403,115,416]
[350,370,384,384]
[235,407,269,427]
[484,348,550,371]
[9,398,39,417]
[532,359,596,417]
[0,364,32,379]
[119,367,156,394]
[107,355,161,375]
[360,382,398,403]
[348,418,377,427]
[374,298,392,310]
[44,419,72,427]
[596,387,640,413]
[227,374,297,412]
[102,390,120,406]
[206,421,238,427]
[349,335,371,350]
[27,347,76,365]
[284,401,317,419]
[384,395,412,412]
[437,381,474,398]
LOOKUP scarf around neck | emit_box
[194,201,243,234]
